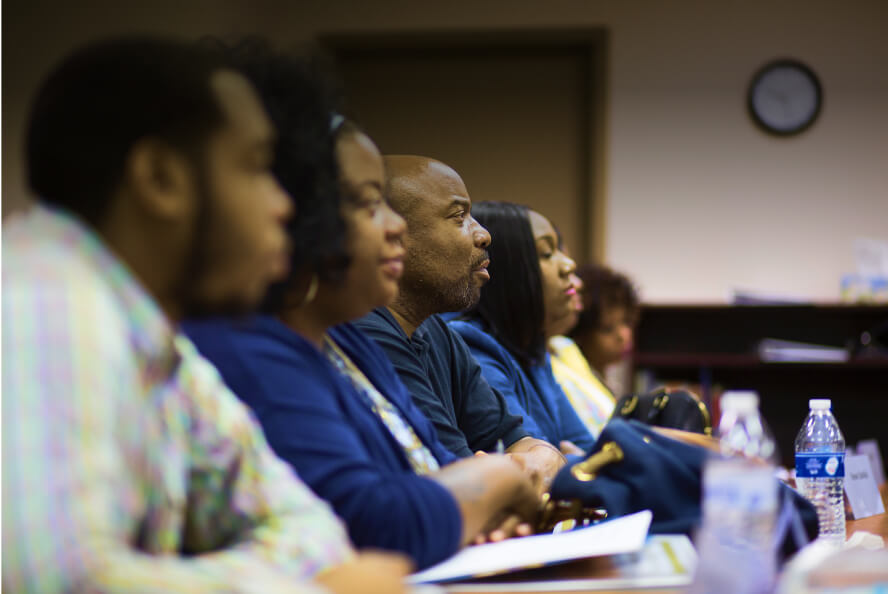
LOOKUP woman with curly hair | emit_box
[569,264,640,386]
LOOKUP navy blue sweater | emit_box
[183,316,461,569]
[355,309,530,458]
[448,317,597,453]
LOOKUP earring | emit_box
[297,273,319,307]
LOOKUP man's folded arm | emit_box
[356,318,476,458]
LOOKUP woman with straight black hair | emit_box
[448,201,596,455]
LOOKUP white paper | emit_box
[731,289,812,305]
[407,510,652,584]
[844,454,886,520]
[444,535,697,593]
[757,338,849,363]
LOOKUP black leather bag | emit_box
[546,419,819,563]
[612,388,712,435]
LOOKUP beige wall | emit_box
[2,0,263,215]
[5,0,886,302]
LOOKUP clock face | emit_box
[748,60,822,135]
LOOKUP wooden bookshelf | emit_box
[632,304,888,467]
[635,353,888,368]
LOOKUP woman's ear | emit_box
[123,138,197,222]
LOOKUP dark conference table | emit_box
[441,486,888,594]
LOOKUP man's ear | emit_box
[123,138,196,221]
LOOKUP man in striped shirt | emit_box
[2,37,409,593]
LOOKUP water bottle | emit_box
[691,391,778,594]
[794,398,845,547]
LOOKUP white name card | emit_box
[844,454,885,520]
[855,439,885,487]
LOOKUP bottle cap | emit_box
[809,398,832,410]
[721,390,759,413]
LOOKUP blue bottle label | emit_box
[795,452,845,478]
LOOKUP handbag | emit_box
[612,388,712,435]
[544,419,819,563]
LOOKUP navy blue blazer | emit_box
[183,316,461,569]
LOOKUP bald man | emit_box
[355,156,566,492]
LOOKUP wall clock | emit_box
[748,59,822,136]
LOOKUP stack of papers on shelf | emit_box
[731,289,813,305]
[757,338,849,363]
[408,510,652,584]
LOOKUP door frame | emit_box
[318,28,610,265]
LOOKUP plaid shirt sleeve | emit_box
[167,336,357,579]
[2,263,351,593]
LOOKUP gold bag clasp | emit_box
[620,396,638,416]
[570,441,624,482]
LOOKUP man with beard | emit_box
[3,38,409,593]
[355,156,566,492]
